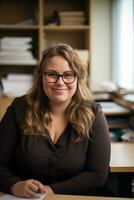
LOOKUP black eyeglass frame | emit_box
[43,71,77,84]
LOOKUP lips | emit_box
[53,88,67,94]
[53,88,67,91]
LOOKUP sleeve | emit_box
[0,100,21,193]
[50,103,111,195]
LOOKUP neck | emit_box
[49,101,69,116]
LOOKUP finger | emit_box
[29,183,39,192]
[24,187,38,198]
[32,180,45,193]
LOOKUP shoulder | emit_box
[11,95,28,110]
[90,101,103,116]
[1,95,28,124]
[90,102,108,130]
[8,95,28,119]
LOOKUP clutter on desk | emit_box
[112,88,134,110]
[109,130,124,142]
[110,128,134,142]
[121,129,134,142]
[91,81,118,101]
[92,83,134,142]
[99,101,130,115]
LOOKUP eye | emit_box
[64,73,75,79]
[46,72,58,78]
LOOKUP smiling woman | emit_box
[0,43,111,198]
[42,55,77,107]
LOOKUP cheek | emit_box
[42,79,52,93]
[70,81,77,95]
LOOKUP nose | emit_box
[56,76,64,84]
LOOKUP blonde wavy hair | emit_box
[22,43,95,138]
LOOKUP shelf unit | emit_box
[0,0,91,77]
[100,101,132,142]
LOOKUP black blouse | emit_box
[0,96,111,195]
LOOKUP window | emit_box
[112,0,134,90]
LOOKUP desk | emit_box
[110,142,134,172]
[0,193,132,200]
[45,194,132,200]
[109,143,134,197]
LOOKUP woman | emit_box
[0,43,111,198]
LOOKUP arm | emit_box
[0,100,21,193]
[0,99,46,197]
[49,103,111,195]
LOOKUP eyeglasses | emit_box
[43,71,76,84]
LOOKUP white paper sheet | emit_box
[0,193,46,200]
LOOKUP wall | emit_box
[90,0,112,87]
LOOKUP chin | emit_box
[52,98,71,104]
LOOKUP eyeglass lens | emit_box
[44,71,76,84]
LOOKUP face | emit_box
[42,55,77,106]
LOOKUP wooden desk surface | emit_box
[45,194,132,200]
[0,193,132,200]
[110,142,134,172]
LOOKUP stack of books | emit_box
[58,11,86,26]
[0,37,37,65]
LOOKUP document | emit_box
[0,193,46,200]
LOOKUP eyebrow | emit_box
[45,70,73,73]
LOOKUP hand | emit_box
[43,185,54,194]
[11,179,45,198]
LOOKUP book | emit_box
[58,11,86,25]
[58,11,84,17]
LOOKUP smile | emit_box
[52,89,67,94]
[53,88,67,91]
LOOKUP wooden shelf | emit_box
[45,25,90,31]
[0,0,91,77]
[0,25,39,30]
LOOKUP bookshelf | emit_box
[0,0,91,77]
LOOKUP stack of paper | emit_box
[1,73,33,97]
[0,37,37,65]
[58,11,86,25]
[100,101,130,115]
[0,193,46,200]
